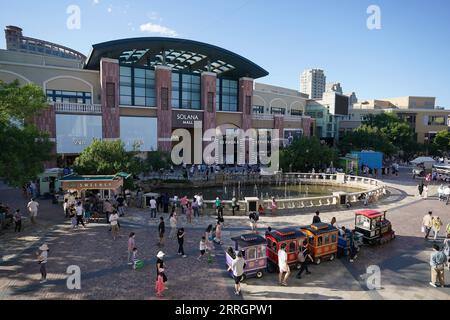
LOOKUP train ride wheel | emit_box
[295,263,302,270]
[241,274,247,282]
[329,254,335,261]
[256,271,263,279]
[315,258,321,265]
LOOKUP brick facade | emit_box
[100,58,120,139]
[155,66,172,152]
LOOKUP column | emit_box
[201,72,217,149]
[302,117,314,137]
[155,66,172,152]
[239,77,254,131]
[100,58,120,140]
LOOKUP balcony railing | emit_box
[53,102,102,114]
[252,114,274,121]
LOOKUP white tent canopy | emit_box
[410,157,436,164]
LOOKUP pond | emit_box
[154,182,364,201]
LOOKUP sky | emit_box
[0,0,449,107]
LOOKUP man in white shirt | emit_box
[227,251,245,296]
[109,212,120,240]
[278,243,290,286]
[27,198,39,224]
[75,202,86,228]
[444,186,450,205]
[150,197,157,219]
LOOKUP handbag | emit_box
[297,250,306,263]
[421,226,425,233]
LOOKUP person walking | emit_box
[158,217,165,246]
[36,244,49,284]
[197,193,204,216]
[214,222,222,244]
[205,224,214,254]
[313,211,321,224]
[75,201,86,228]
[180,196,188,216]
[13,209,22,232]
[430,244,446,287]
[423,211,433,240]
[103,200,113,225]
[150,197,157,219]
[63,199,69,218]
[156,251,168,292]
[271,198,277,215]
[231,197,239,216]
[433,216,443,240]
[443,233,450,270]
[116,195,126,217]
[186,202,193,224]
[278,243,290,286]
[177,228,187,258]
[169,213,177,240]
[109,211,120,240]
[349,230,359,263]
[27,198,39,225]
[192,198,200,218]
[69,204,77,229]
[423,185,429,200]
[227,251,245,296]
[249,212,257,232]
[127,232,136,265]
[444,185,450,205]
[198,236,207,260]
[217,205,225,227]
[296,240,313,279]
[215,197,222,213]
[418,182,424,198]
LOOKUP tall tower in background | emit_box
[300,69,326,99]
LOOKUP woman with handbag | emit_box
[156,251,168,292]
[36,244,49,284]
[296,240,312,279]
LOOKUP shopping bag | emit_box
[421,226,425,233]
[134,260,144,270]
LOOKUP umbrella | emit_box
[410,157,436,164]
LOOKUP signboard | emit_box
[172,110,204,128]
[61,179,123,191]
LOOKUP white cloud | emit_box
[107,7,112,13]
[140,22,178,37]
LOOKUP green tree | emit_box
[0,80,54,187]
[280,137,338,172]
[338,125,396,157]
[73,139,143,176]
[143,151,171,172]
[434,130,450,155]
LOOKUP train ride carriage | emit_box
[226,234,267,280]
[354,210,395,245]
[337,229,363,257]
[300,223,339,265]
[265,228,307,273]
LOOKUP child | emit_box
[214,222,222,244]
[128,233,136,265]
[155,273,166,297]
[198,236,207,260]
[158,217,165,246]
[186,202,193,224]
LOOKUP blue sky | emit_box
[1,0,449,107]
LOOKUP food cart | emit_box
[38,168,64,196]
[226,234,267,280]
[300,223,339,265]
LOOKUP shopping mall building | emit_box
[0,26,315,167]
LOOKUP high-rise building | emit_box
[300,69,326,99]
[326,82,343,94]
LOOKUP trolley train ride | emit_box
[225,210,395,281]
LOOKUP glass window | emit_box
[324,235,330,245]
[257,245,265,259]
[331,234,337,243]
[317,236,323,247]
[247,248,256,260]
[217,78,238,112]
[288,241,296,253]
[173,73,201,110]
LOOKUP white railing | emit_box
[252,114,274,121]
[202,173,386,213]
[53,102,102,114]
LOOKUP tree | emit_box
[73,139,143,176]
[143,151,171,172]
[338,125,396,157]
[280,137,338,172]
[434,130,450,155]
[0,80,54,187]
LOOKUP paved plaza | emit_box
[1,170,450,300]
